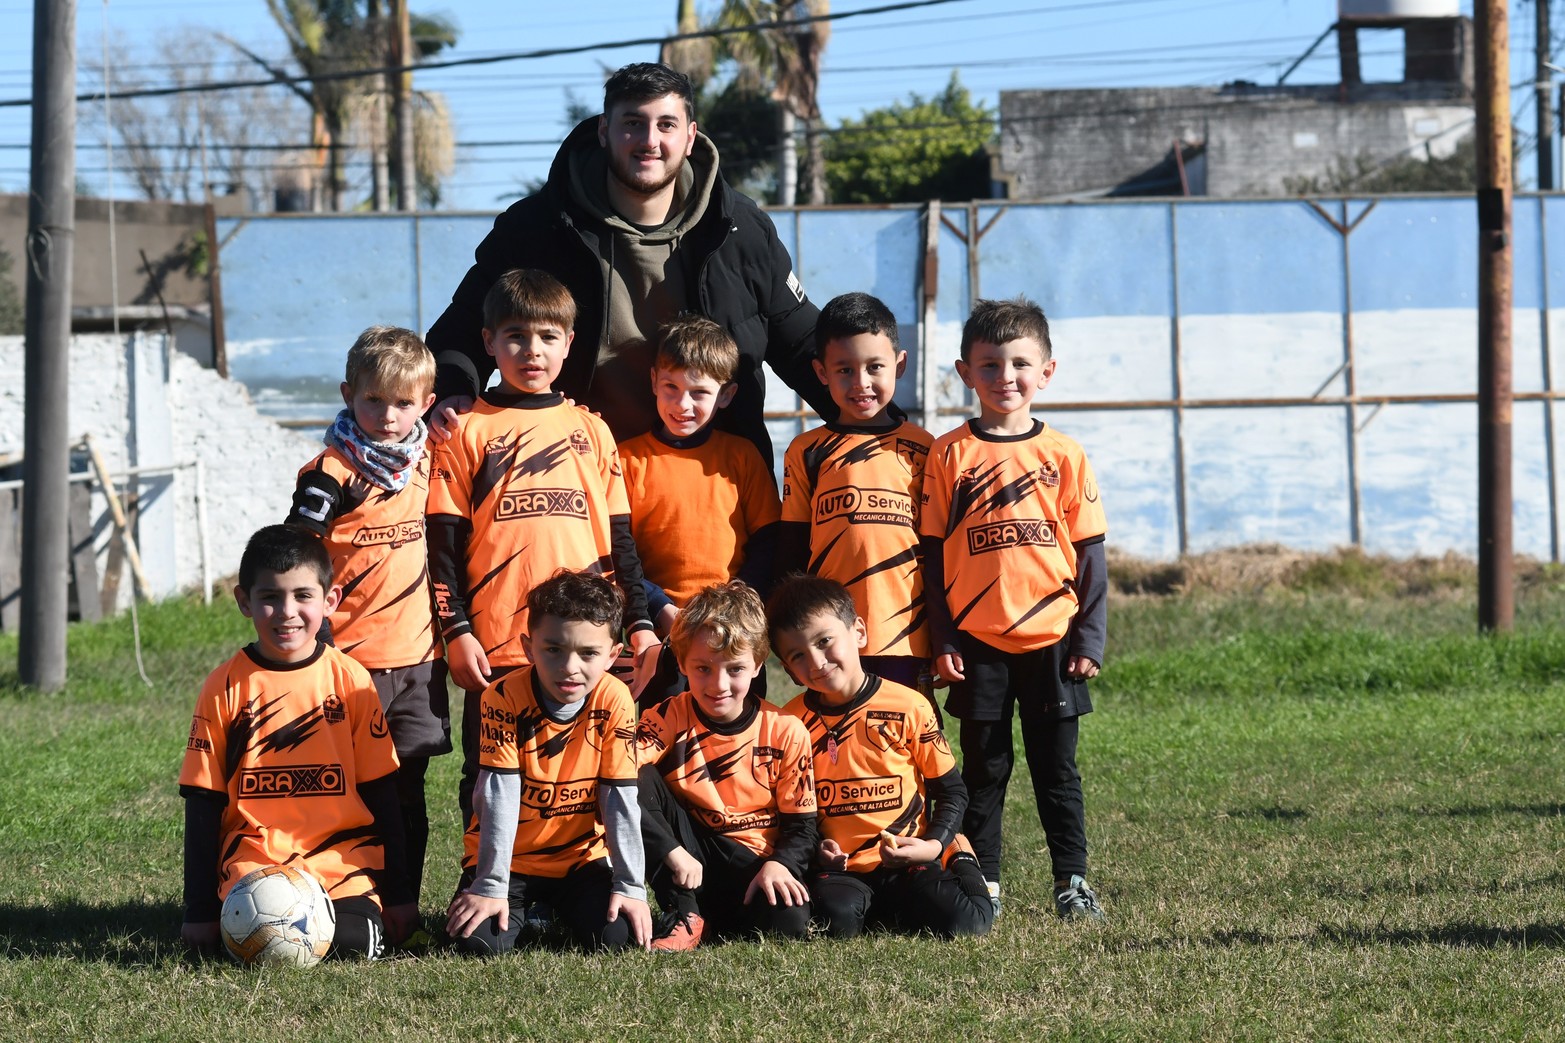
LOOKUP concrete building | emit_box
[0,192,243,367]
[992,8,1474,199]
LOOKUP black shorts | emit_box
[369,660,453,759]
[944,632,1092,724]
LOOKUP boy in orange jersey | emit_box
[180,525,415,959]
[769,574,994,939]
[287,325,447,908]
[445,571,651,953]
[634,581,816,950]
[618,316,781,700]
[776,292,934,696]
[427,269,659,856]
[918,296,1108,921]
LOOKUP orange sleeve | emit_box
[779,433,812,524]
[427,430,473,518]
[739,441,782,535]
[477,675,520,772]
[345,659,400,783]
[178,666,230,793]
[909,691,957,782]
[917,438,952,540]
[598,680,638,783]
[588,411,630,517]
[1065,447,1107,543]
[775,716,817,817]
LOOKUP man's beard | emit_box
[608,149,683,198]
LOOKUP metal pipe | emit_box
[20,0,77,692]
[195,457,212,605]
[1476,0,1514,631]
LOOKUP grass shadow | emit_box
[0,900,187,965]
[1318,922,1565,948]
[1222,805,1310,822]
[1117,921,1565,954]
[1429,802,1565,819]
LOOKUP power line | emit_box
[0,0,985,109]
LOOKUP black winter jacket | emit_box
[424,118,834,464]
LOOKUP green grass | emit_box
[5,585,1565,1040]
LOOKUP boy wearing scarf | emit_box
[287,325,449,910]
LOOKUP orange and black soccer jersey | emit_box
[466,667,637,878]
[635,693,816,860]
[427,390,628,668]
[781,421,934,657]
[178,642,400,903]
[619,428,780,607]
[919,420,1107,654]
[291,447,438,670]
[783,676,955,872]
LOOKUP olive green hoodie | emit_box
[566,131,720,440]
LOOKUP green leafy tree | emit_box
[1282,133,1503,195]
[825,73,995,204]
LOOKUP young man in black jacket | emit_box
[424,62,833,463]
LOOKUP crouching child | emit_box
[770,574,993,939]
[634,581,816,950]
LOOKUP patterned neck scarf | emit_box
[324,409,427,492]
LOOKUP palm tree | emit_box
[713,0,830,205]
[660,0,717,91]
[237,1,456,211]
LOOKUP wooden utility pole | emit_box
[20,0,77,690]
[392,0,415,210]
[1539,0,1554,190]
[1477,0,1514,632]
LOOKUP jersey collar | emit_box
[242,640,327,671]
[802,672,881,717]
[481,388,565,410]
[691,692,761,735]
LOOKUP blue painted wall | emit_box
[217,195,1562,562]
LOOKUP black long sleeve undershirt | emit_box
[181,786,227,922]
[359,774,413,906]
[921,766,968,851]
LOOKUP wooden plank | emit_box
[68,481,101,623]
[0,488,19,632]
[99,488,136,618]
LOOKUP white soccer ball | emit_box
[220,865,336,967]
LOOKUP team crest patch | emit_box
[863,709,902,752]
[750,744,784,788]
[570,429,592,454]
[585,707,614,750]
[1037,461,1060,488]
[322,694,346,724]
[786,269,805,303]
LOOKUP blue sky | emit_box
[0,0,1505,210]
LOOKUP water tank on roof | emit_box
[1339,0,1459,17]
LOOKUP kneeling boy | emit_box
[445,571,651,953]
[635,581,816,950]
[180,525,415,959]
[770,574,993,939]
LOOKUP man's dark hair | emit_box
[528,569,625,630]
[814,291,900,358]
[960,295,1053,361]
[238,524,333,592]
[765,573,857,646]
[603,62,696,122]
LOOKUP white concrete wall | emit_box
[0,333,320,606]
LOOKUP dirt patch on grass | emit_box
[1111,544,1565,599]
